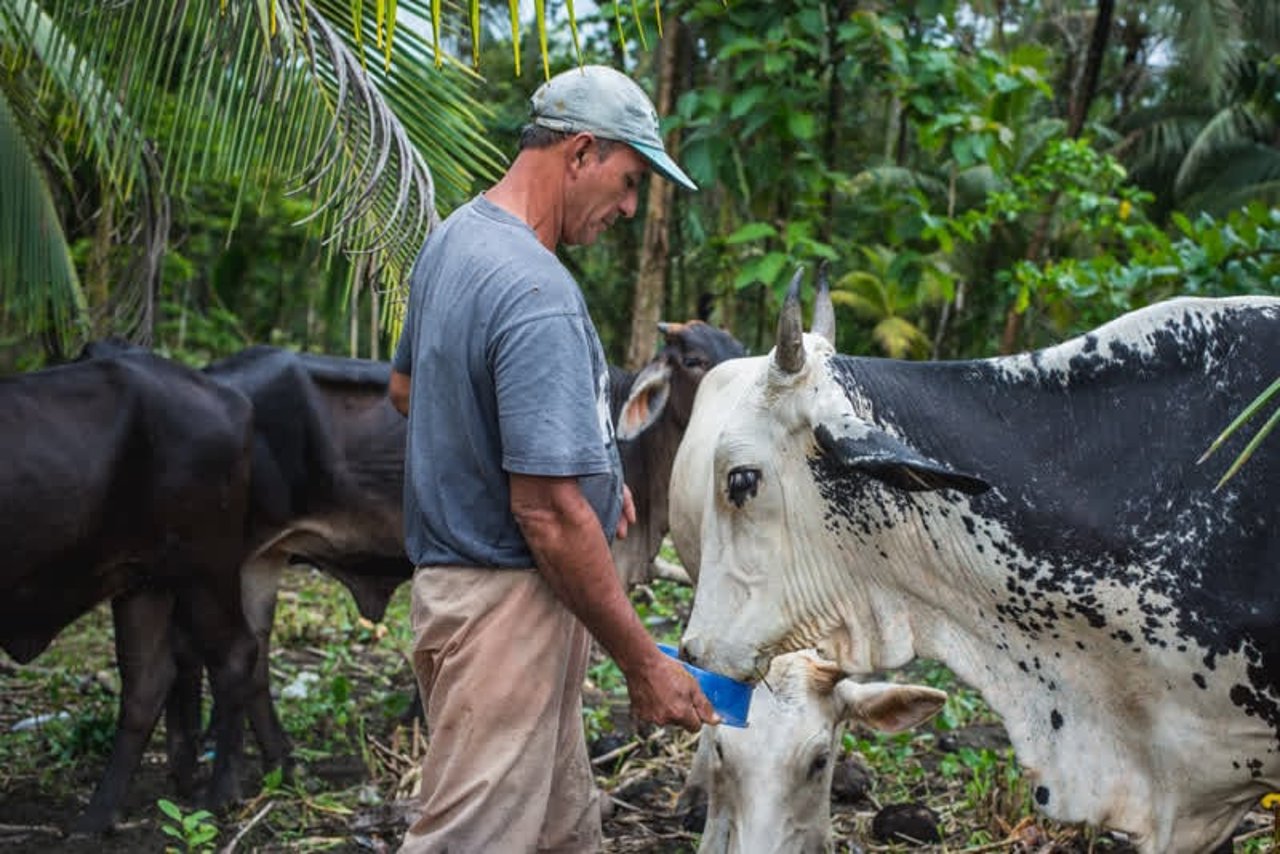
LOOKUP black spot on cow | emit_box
[1051,710,1063,730]
[1035,786,1051,806]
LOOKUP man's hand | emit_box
[622,647,720,733]
[615,484,637,540]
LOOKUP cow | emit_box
[610,320,747,588]
[680,649,945,854]
[0,349,258,833]
[673,272,1280,854]
[174,346,412,776]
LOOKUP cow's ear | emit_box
[815,424,990,495]
[835,681,947,733]
[617,361,672,441]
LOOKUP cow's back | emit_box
[0,353,253,661]
[206,347,409,620]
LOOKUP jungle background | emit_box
[2,0,1280,851]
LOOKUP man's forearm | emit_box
[511,478,660,676]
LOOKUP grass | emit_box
[0,564,1275,852]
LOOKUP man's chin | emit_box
[565,230,603,248]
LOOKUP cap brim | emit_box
[628,140,698,192]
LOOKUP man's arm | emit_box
[510,473,717,732]
[389,369,411,417]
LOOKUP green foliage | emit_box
[41,708,116,763]
[843,729,929,803]
[157,798,218,853]
[632,579,692,644]
[1008,201,1280,338]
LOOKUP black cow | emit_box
[0,350,257,833]
[173,347,410,776]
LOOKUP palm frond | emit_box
[1175,103,1276,199]
[1174,0,1246,102]
[1179,170,1280,216]
[873,315,929,360]
[1,0,167,341]
[10,1,508,342]
[831,271,892,320]
[0,84,87,346]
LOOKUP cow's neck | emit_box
[820,500,1275,854]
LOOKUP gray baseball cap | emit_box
[530,65,698,192]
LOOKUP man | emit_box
[389,65,719,853]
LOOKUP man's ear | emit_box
[567,133,594,172]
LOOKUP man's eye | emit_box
[727,467,760,508]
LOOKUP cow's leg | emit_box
[178,583,257,812]
[239,555,292,777]
[74,586,177,834]
[164,620,204,800]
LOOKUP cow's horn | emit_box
[811,261,836,345]
[775,266,806,374]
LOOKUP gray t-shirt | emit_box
[392,195,623,568]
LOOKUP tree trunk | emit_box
[624,18,681,371]
[1068,0,1114,138]
[821,0,854,242]
[1000,0,1114,354]
[89,189,113,339]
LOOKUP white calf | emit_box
[684,650,945,854]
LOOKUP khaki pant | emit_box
[398,566,602,854]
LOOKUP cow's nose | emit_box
[680,636,705,668]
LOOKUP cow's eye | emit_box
[807,752,829,779]
[682,354,709,369]
[727,467,760,508]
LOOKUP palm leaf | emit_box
[1,0,166,340]
[1174,102,1274,199]
[0,84,87,345]
[1173,0,1246,103]
[873,315,929,360]
[1177,146,1280,213]
[1199,376,1280,491]
[5,0,509,344]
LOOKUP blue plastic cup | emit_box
[658,643,752,727]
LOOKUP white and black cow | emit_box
[682,649,945,854]
[0,350,258,833]
[674,275,1280,854]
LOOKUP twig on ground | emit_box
[0,823,62,835]
[591,739,641,767]
[220,800,274,854]
[609,796,646,813]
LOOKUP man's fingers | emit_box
[694,694,721,727]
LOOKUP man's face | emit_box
[562,137,648,246]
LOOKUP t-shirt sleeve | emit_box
[493,311,613,477]
[392,318,413,375]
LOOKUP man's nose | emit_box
[620,190,639,219]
